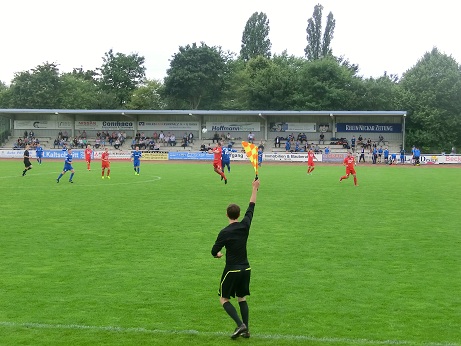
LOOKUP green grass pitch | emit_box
[0,159,460,346]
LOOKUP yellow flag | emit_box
[241,141,259,177]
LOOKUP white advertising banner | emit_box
[269,122,317,132]
[14,120,73,129]
[137,121,200,131]
[75,120,135,130]
[205,122,261,132]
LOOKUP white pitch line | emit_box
[0,321,458,346]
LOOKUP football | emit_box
[202,128,208,133]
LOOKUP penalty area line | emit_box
[0,321,458,345]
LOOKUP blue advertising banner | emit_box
[168,152,213,160]
[43,150,86,160]
[336,123,402,133]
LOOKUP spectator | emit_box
[358,135,363,145]
[24,130,28,139]
[359,147,366,163]
[95,137,101,149]
[188,132,194,144]
[378,147,383,163]
[159,131,165,144]
[351,135,356,152]
[378,134,384,146]
[274,136,281,148]
[258,141,265,152]
[247,132,255,144]
[319,133,325,144]
[324,146,330,155]
[212,132,220,143]
[285,140,291,152]
[114,138,121,150]
[63,130,69,141]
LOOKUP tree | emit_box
[400,48,461,152]
[7,62,61,108]
[60,73,118,109]
[304,4,335,60]
[98,49,146,107]
[240,12,272,62]
[126,79,166,110]
[163,42,227,109]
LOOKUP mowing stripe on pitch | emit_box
[0,321,458,345]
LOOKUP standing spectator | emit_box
[400,148,406,164]
[359,147,366,163]
[56,148,75,183]
[208,142,227,184]
[378,134,384,146]
[222,144,237,173]
[211,178,260,339]
[306,148,318,175]
[351,135,356,152]
[383,148,389,164]
[413,147,421,166]
[378,147,383,163]
[84,144,93,171]
[22,145,33,176]
[24,130,28,139]
[319,132,325,144]
[188,132,194,144]
[101,147,111,179]
[131,146,142,175]
[35,143,44,165]
[63,130,69,141]
[339,151,358,186]
[372,146,378,164]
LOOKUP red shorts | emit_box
[213,162,222,170]
[102,162,110,168]
[346,167,356,175]
[307,161,315,167]
[85,156,91,162]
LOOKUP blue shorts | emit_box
[133,160,140,167]
[63,163,73,172]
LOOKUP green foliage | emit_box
[98,49,146,107]
[0,161,460,345]
[305,4,335,60]
[125,79,166,110]
[164,42,227,109]
[240,12,272,62]
[7,62,61,108]
[400,48,461,151]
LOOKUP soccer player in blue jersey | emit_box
[131,146,142,175]
[221,144,237,172]
[257,148,263,167]
[56,148,75,183]
[35,144,44,164]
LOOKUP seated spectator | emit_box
[188,132,194,144]
[181,136,188,148]
[274,136,281,148]
[300,133,307,143]
[247,132,255,144]
[212,132,220,143]
[319,133,325,144]
[94,138,101,149]
[114,138,121,150]
[53,138,60,148]
[63,130,69,141]
[159,131,165,144]
[324,146,330,155]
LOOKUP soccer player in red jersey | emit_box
[84,144,93,171]
[101,147,110,179]
[306,149,318,175]
[339,151,358,186]
[209,142,227,184]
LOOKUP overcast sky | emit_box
[2,0,460,85]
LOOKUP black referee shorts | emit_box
[218,267,251,299]
[24,160,32,168]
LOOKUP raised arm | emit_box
[250,179,260,204]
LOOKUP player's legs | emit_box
[353,173,358,186]
[340,172,350,181]
[87,159,91,170]
[69,169,75,182]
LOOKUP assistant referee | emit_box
[211,178,260,339]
